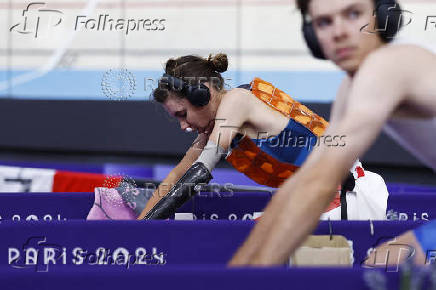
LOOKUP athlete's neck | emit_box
[346,42,387,78]
[213,89,226,107]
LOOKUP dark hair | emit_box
[296,0,310,16]
[297,0,379,16]
[153,53,228,104]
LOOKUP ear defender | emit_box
[302,15,326,59]
[161,73,210,107]
[374,0,404,42]
[301,0,403,60]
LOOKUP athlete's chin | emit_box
[197,125,211,134]
[201,122,215,134]
[335,59,359,74]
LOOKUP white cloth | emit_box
[321,170,389,220]
[0,165,55,192]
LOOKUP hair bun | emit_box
[208,53,228,73]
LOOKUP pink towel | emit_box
[87,187,137,220]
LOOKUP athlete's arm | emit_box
[328,76,351,123]
[137,132,209,219]
[229,47,409,266]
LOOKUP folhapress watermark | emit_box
[75,15,166,35]
[360,3,412,37]
[10,2,63,38]
[425,16,436,32]
[361,4,436,35]
[10,2,167,38]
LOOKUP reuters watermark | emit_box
[145,75,233,97]
[142,181,237,199]
[101,69,136,101]
[101,173,241,200]
[101,70,233,101]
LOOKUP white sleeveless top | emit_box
[383,38,436,171]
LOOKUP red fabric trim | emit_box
[325,191,341,212]
[356,166,365,179]
[52,171,122,192]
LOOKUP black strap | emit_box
[237,83,251,90]
[340,173,356,220]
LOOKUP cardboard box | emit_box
[290,235,353,267]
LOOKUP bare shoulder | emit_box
[358,44,436,109]
[363,44,435,74]
[221,88,253,104]
[215,88,252,120]
[350,44,434,101]
[218,88,253,111]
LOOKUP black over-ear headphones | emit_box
[159,73,211,107]
[302,0,404,59]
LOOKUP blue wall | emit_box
[0,70,345,103]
